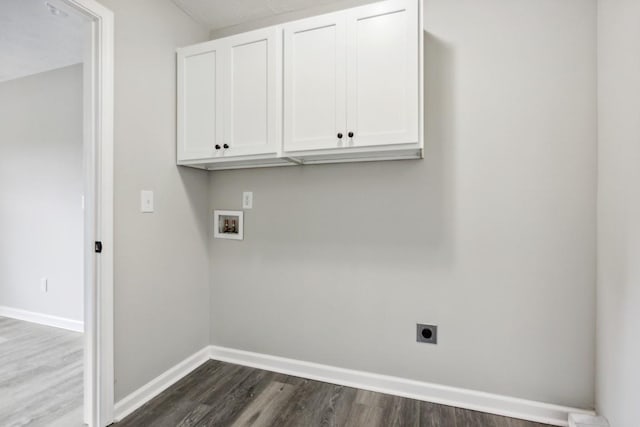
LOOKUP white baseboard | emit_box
[113,344,596,426]
[0,306,84,333]
[569,413,609,427]
[113,347,211,422]
[208,345,596,427]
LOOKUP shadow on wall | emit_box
[422,30,456,268]
[178,166,210,247]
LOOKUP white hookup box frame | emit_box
[214,210,244,240]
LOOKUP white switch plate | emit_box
[141,190,154,213]
[242,192,253,209]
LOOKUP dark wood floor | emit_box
[115,360,552,427]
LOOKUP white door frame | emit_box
[61,0,114,426]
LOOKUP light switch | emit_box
[242,191,253,209]
[141,190,154,213]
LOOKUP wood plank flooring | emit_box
[0,316,84,427]
[115,360,553,427]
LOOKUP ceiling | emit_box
[172,0,350,30]
[0,0,361,83]
[0,0,85,83]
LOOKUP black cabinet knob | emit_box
[223,143,229,149]
[215,144,221,150]
[348,131,354,138]
[337,133,343,139]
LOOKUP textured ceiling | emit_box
[0,0,85,83]
[172,0,349,30]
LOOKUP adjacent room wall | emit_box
[0,64,84,323]
[208,0,597,409]
[596,0,640,425]
[96,0,211,401]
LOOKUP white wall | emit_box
[207,0,380,38]
[596,1,640,425]
[208,0,597,409]
[95,0,211,401]
[0,64,84,323]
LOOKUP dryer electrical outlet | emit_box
[417,324,438,344]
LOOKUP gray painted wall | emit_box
[0,64,84,322]
[596,1,640,425]
[96,0,211,401]
[208,0,597,409]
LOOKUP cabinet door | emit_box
[177,43,224,161]
[223,27,280,157]
[346,0,419,147]
[283,13,347,152]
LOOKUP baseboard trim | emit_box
[0,306,84,332]
[113,347,211,422]
[208,345,596,427]
[569,413,609,427]
[112,344,595,426]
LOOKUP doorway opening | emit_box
[0,0,113,425]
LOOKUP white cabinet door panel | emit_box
[284,14,347,152]
[224,28,279,157]
[178,48,223,161]
[346,0,419,147]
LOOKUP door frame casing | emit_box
[60,0,114,425]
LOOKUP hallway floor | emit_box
[0,316,83,427]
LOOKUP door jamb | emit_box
[61,0,114,425]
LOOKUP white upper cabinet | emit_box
[283,0,421,155]
[178,45,223,161]
[224,28,280,157]
[177,0,423,169]
[177,27,283,166]
[346,0,419,148]
[283,12,347,152]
